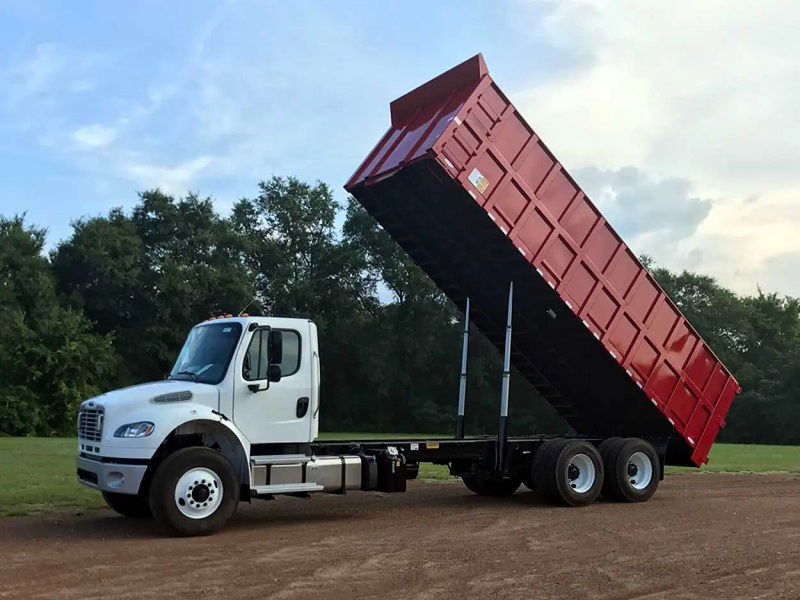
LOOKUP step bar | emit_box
[252,482,324,495]
[250,454,312,466]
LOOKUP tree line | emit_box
[1,176,798,443]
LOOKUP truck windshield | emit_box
[169,322,242,384]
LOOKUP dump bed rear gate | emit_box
[345,54,740,467]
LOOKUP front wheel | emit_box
[148,447,240,536]
[102,491,151,518]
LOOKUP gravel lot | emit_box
[1,474,799,599]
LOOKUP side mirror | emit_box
[268,330,283,366]
[268,364,282,383]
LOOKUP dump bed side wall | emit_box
[346,56,739,466]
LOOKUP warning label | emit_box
[468,168,490,194]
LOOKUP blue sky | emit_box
[0,1,571,239]
[2,1,799,296]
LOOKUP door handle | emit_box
[296,397,310,418]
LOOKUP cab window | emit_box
[243,329,301,380]
[243,330,269,381]
[280,330,301,376]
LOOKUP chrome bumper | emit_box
[76,456,148,495]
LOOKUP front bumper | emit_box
[76,456,148,495]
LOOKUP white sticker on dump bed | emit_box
[468,168,490,193]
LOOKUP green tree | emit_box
[729,292,800,443]
[52,190,253,384]
[0,216,117,435]
[231,178,373,430]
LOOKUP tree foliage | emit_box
[0,217,117,435]
[51,191,253,384]
[1,182,798,443]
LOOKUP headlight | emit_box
[114,422,155,438]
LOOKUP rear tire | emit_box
[601,438,659,502]
[532,439,603,506]
[462,472,521,497]
[598,437,625,469]
[148,447,240,536]
[102,491,152,518]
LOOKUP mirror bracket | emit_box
[268,364,282,383]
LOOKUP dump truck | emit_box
[76,55,740,536]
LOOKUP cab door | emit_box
[232,324,311,444]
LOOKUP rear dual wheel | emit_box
[532,439,604,506]
[463,437,659,506]
[599,437,659,502]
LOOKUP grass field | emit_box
[1,436,798,517]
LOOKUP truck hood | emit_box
[82,380,219,413]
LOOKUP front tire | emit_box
[102,491,152,518]
[148,447,239,536]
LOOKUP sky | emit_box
[1,0,799,297]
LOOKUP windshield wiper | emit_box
[171,370,199,382]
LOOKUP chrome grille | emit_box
[78,407,104,441]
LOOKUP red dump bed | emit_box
[345,55,740,466]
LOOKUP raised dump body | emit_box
[345,54,740,467]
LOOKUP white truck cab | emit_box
[76,316,340,535]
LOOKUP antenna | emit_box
[238,297,258,317]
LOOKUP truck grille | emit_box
[78,407,104,441]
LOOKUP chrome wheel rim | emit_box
[174,467,223,519]
[567,453,596,494]
[627,452,653,490]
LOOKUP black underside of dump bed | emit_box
[351,160,693,467]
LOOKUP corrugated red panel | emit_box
[346,54,740,466]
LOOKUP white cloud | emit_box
[123,156,215,193]
[573,166,712,246]
[3,43,65,98]
[513,0,800,296]
[0,42,99,106]
[72,124,117,149]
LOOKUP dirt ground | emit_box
[1,474,798,600]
